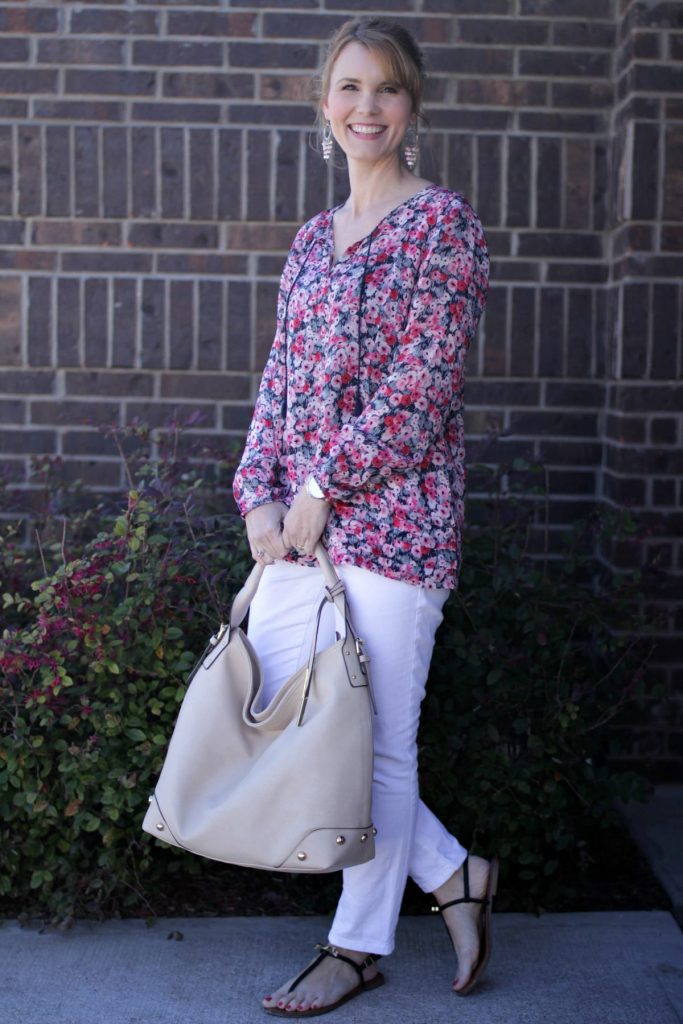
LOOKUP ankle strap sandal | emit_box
[263,943,384,1018]
[431,855,499,997]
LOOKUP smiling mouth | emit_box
[348,124,387,137]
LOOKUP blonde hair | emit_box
[312,17,428,162]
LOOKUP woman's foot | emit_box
[262,945,381,1014]
[432,854,492,993]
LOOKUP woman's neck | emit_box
[342,158,418,220]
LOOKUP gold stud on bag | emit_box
[142,544,377,872]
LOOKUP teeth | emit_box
[350,125,385,135]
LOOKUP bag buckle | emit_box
[355,636,369,674]
[209,622,229,646]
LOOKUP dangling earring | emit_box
[403,123,419,170]
[322,119,333,162]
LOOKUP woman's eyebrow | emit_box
[336,76,401,86]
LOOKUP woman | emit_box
[232,17,495,1017]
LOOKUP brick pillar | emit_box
[602,0,683,773]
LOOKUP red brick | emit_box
[227,281,251,372]
[167,11,257,37]
[70,9,159,35]
[169,280,194,370]
[65,69,157,97]
[133,41,223,67]
[33,100,125,121]
[127,223,219,249]
[426,46,512,75]
[228,41,318,69]
[74,126,100,218]
[197,281,223,371]
[0,7,58,32]
[131,127,156,218]
[160,127,185,220]
[84,278,109,369]
[30,400,120,427]
[62,252,153,273]
[163,72,254,100]
[189,130,215,220]
[45,127,71,218]
[65,372,154,398]
[0,69,57,94]
[0,370,55,395]
[17,126,41,217]
[102,128,129,218]
[521,0,611,14]
[112,280,137,368]
[458,17,547,45]
[132,101,221,124]
[160,373,251,401]
[38,39,124,65]
[0,429,56,455]
[0,278,22,366]
[0,37,29,62]
[156,254,247,275]
[27,277,52,367]
[141,279,165,371]
[0,221,24,245]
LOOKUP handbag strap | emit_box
[228,543,347,630]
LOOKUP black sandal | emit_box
[431,855,499,996]
[263,943,384,1017]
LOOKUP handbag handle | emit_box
[228,543,345,631]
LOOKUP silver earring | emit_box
[403,123,419,170]
[322,120,333,162]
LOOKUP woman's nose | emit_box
[354,92,380,114]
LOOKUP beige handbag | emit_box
[142,544,377,871]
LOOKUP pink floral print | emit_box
[233,183,489,589]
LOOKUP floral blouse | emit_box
[233,183,490,589]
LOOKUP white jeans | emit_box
[247,559,468,956]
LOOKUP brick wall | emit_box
[0,1,681,773]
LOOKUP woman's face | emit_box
[322,41,414,169]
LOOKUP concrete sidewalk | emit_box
[1,910,682,1024]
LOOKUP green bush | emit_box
[1,424,251,923]
[0,431,654,922]
[421,462,655,910]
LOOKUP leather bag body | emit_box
[142,545,377,872]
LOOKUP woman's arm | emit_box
[310,200,489,503]
[232,224,312,518]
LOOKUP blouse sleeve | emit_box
[311,200,489,503]
[231,317,288,517]
[232,226,309,517]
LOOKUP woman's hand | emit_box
[245,501,289,565]
[281,488,331,556]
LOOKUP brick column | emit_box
[601,0,683,773]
